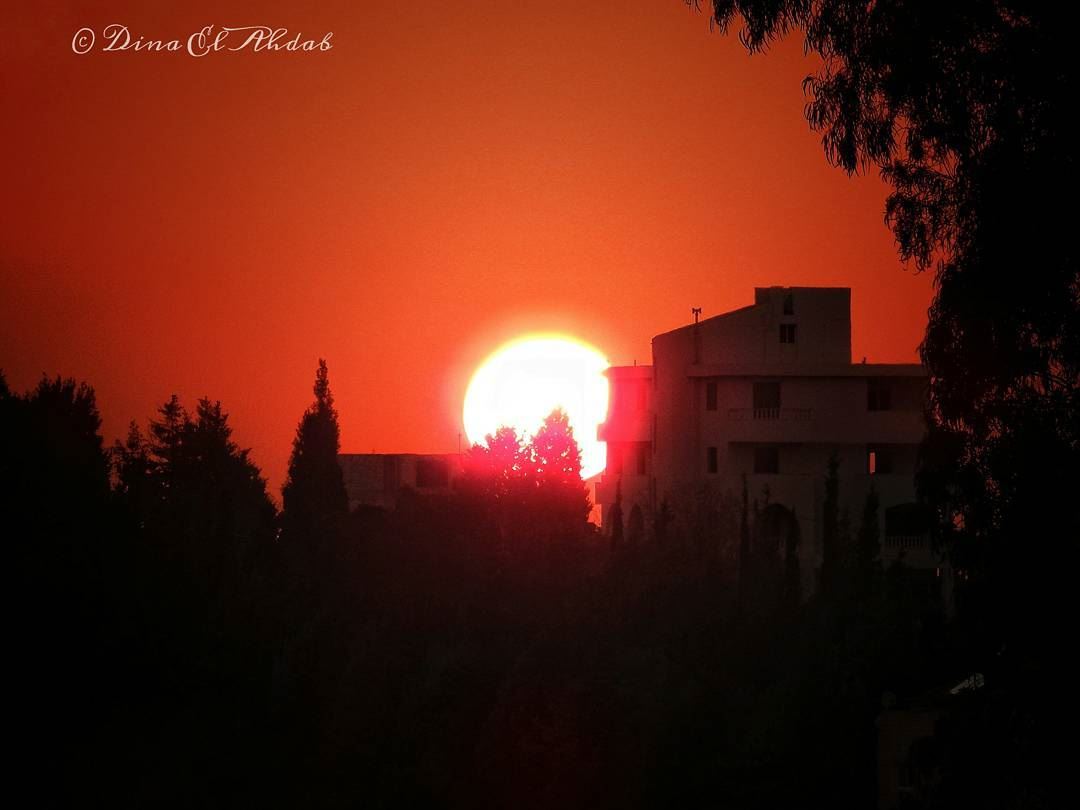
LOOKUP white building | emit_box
[596,287,937,593]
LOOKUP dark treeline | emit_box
[5,364,961,808]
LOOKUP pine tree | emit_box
[117,394,275,588]
[528,408,590,531]
[608,478,624,552]
[459,425,528,540]
[281,359,348,553]
[737,473,750,610]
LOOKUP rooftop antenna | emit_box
[691,307,703,364]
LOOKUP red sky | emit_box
[1,0,932,496]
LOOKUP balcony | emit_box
[881,533,938,567]
[717,407,924,444]
[884,534,929,551]
[727,407,813,421]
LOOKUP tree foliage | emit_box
[114,394,277,591]
[819,451,841,594]
[2,373,110,542]
[281,359,349,550]
[8,368,951,806]
[460,408,592,542]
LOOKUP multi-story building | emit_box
[597,286,937,593]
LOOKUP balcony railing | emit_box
[726,407,813,421]
[884,534,929,550]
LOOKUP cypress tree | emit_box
[608,478,624,552]
[783,507,802,611]
[282,359,348,553]
[855,483,882,599]
[820,452,840,595]
[737,473,750,610]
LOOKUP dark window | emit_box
[705,381,717,411]
[867,445,893,475]
[868,379,892,411]
[780,323,797,344]
[885,503,932,537]
[754,446,780,474]
[609,444,623,475]
[416,457,449,488]
[706,446,718,474]
[383,455,399,495]
[753,381,781,418]
[636,444,647,475]
[783,292,794,315]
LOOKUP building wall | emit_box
[597,286,935,592]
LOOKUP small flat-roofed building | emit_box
[339,452,463,512]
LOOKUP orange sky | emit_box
[0,0,933,496]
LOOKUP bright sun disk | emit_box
[463,335,609,479]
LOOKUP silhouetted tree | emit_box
[529,407,591,530]
[114,394,276,592]
[737,473,750,609]
[819,452,840,595]
[627,503,644,549]
[855,483,882,599]
[4,374,111,542]
[653,497,673,546]
[4,374,124,802]
[281,359,349,554]
[2,368,112,568]
[459,409,591,547]
[783,507,801,610]
[608,478,624,551]
[460,424,528,541]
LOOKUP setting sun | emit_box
[463,335,609,479]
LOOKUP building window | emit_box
[752,381,781,418]
[780,323,797,344]
[783,292,794,315]
[705,381,717,411]
[885,503,932,539]
[754,446,780,474]
[868,379,892,411]
[867,445,893,475]
[609,444,623,475]
[636,444,647,476]
[706,446,718,474]
[382,455,399,495]
[416,457,449,488]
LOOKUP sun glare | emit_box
[463,335,609,479]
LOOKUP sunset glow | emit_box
[463,336,609,479]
